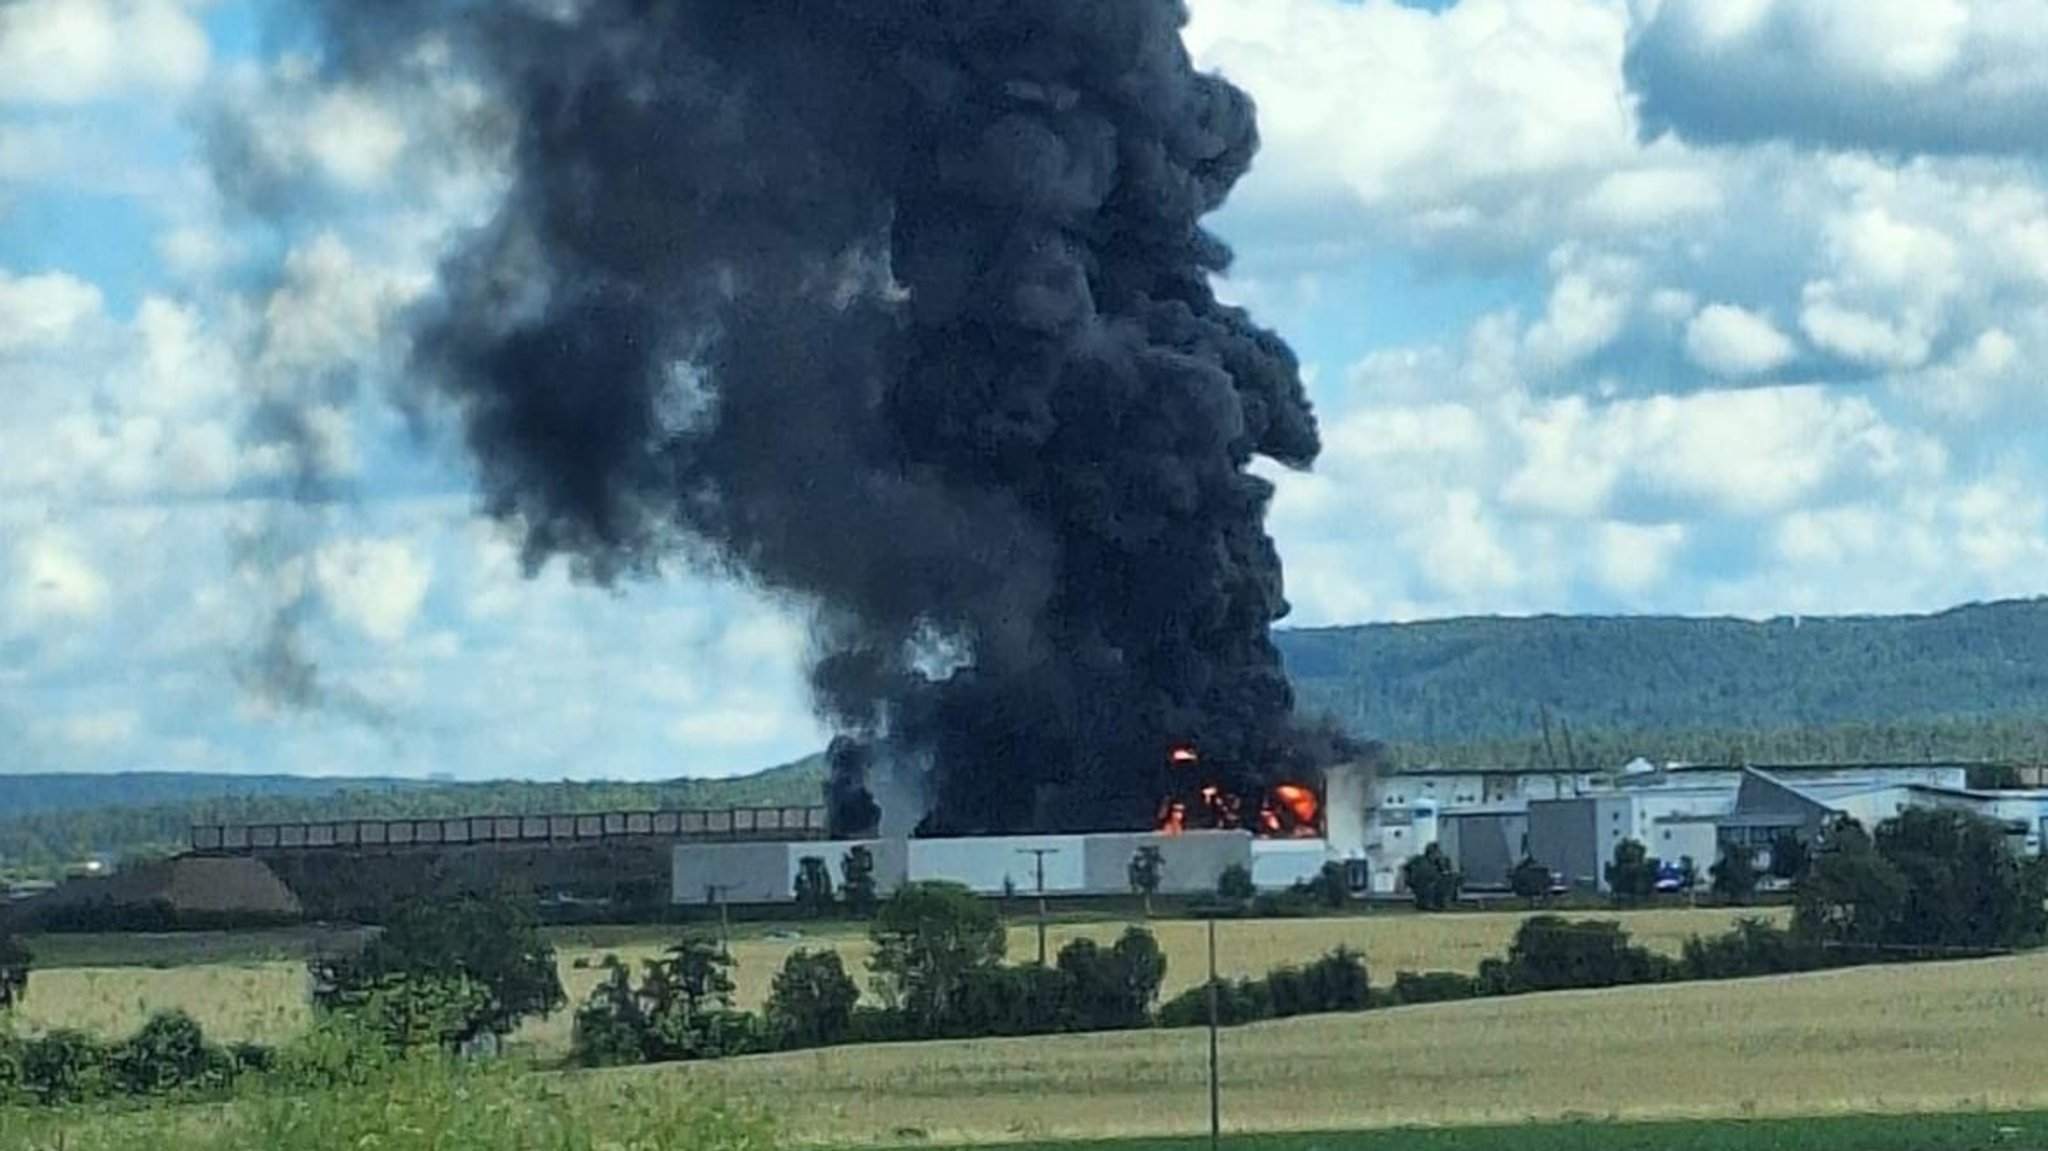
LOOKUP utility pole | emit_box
[705,883,735,960]
[1016,848,1060,965]
[1207,914,1221,1151]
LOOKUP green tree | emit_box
[840,846,879,917]
[1310,861,1350,910]
[868,881,1005,1035]
[1400,843,1460,911]
[1793,817,1908,957]
[1874,807,2046,951]
[794,855,835,918]
[309,892,564,1047]
[0,931,29,1011]
[766,948,860,1050]
[1604,838,1658,904]
[571,957,650,1067]
[569,937,757,1065]
[1709,842,1760,905]
[1509,856,1552,905]
[1057,927,1168,1031]
[1769,830,1812,882]
[1677,855,1699,896]
[1128,846,1165,915]
[1216,863,1256,902]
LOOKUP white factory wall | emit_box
[1324,762,1371,860]
[908,835,1091,895]
[1250,839,1329,891]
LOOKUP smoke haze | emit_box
[288,0,1340,832]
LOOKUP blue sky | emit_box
[4,0,2048,782]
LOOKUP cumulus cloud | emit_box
[1626,0,2048,155]
[9,529,111,624]
[0,0,210,106]
[1685,303,1796,377]
[314,538,434,644]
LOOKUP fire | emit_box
[1274,783,1320,828]
[1154,744,1322,838]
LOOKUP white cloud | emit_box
[0,270,102,352]
[1627,0,2048,155]
[1187,0,1635,259]
[10,530,111,624]
[0,0,210,106]
[1684,303,1796,377]
[314,538,434,644]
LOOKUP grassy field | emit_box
[8,946,2048,1148]
[12,906,1785,1055]
[597,950,2048,1145]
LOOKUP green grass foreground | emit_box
[983,1111,2048,1151]
[0,1060,773,1151]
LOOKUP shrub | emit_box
[766,948,860,1050]
[1401,844,1461,911]
[18,1028,112,1104]
[571,937,769,1066]
[1503,915,1675,993]
[1216,864,1256,902]
[1681,917,1819,981]
[111,1010,233,1097]
[1056,928,1168,1032]
[1391,969,1480,1005]
[1159,978,1270,1028]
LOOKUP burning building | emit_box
[283,1,1352,835]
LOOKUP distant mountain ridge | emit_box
[1274,596,2048,760]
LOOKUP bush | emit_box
[111,1010,234,1097]
[766,948,860,1049]
[1681,917,1819,981]
[18,1028,112,1104]
[1391,970,1480,1005]
[1159,978,1270,1028]
[571,937,769,1066]
[1503,915,1675,993]
[1056,928,1167,1032]
[1216,864,1256,902]
[1401,844,1461,911]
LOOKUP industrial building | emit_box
[174,758,2048,912]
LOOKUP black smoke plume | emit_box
[301,0,1340,833]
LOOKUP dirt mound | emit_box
[33,855,303,918]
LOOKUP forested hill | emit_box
[1276,597,2048,762]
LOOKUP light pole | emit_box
[1207,913,1221,1151]
[1016,848,1060,965]
[705,883,735,959]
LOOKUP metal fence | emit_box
[189,805,830,854]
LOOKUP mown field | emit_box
[10,951,2048,1150]
[615,951,2048,1145]
[12,906,1786,1055]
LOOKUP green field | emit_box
[12,907,1787,1057]
[10,950,2048,1149]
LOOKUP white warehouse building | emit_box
[670,758,2047,905]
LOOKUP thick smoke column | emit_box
[307,0,1336,832]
